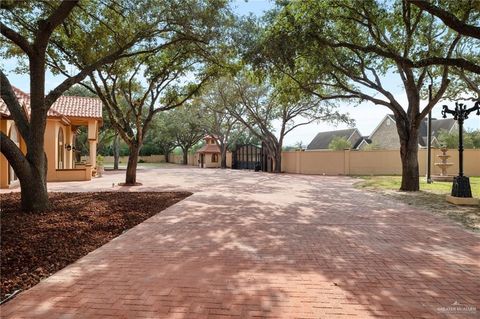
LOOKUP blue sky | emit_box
[2,0,479,146]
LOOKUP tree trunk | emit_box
[113,134,120,170]
[125,146,140,185]
[21,166,49,212]
[1,130,50,212]
[220,145,227,169]
[399,127,420,191]
[164,151,169,163]
[273,150,282,173]
[182,148,189,165]
[21,56,50,211]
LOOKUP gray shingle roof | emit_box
[307,128,358,150]
[418,118,456,146]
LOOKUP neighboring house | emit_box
[195,135,221,168]
[307,115,457,152]
[355,136,372,149]
[307,128,363,150]
[359,114,457,150]
[418,116,458,147]
[0,86,103,189]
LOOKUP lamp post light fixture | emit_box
[441,101,480,198]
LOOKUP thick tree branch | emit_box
[311,34,478,74]
[44,35,147,107]
[408,0,480,39]
[0,131,31,180]
[0,70,30,139]
[0,21,33,56]
[35,0,79,47]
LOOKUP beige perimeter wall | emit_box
[169,152,233,168]
[282,149,480,176]
[102,149,479,176]
[103,154,166,163]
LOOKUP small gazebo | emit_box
[196,135,221,168]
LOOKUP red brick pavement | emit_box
[1,167,479,318]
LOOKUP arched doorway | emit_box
[8,124,20,185]
[58,127,64,169]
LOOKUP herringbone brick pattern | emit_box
[1,167,479,318]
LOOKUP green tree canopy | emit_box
[437,129,480,149]
[328,136,352,151]
[254,0,478,191]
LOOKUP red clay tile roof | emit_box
[0,86,102,119]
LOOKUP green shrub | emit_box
[328,136,352,150]
[96,155,105,167]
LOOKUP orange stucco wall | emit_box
[0,118,98,189]
[50,166,92,182]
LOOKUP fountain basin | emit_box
[434,163,453,166]
[432,175,455,182]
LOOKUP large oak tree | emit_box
[258,0,476,190]
[1,0,164,211]
[87,49,212,185]
[223,74,350,172]
[168,103,206,165]
[198,79,241,168]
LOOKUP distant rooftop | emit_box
[307,128,359,150]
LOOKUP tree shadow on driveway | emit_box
[1,170,479,318]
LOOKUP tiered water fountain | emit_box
[432,147,454,182]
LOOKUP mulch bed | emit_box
[0,191,191,301]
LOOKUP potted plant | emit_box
[96,155,105,177]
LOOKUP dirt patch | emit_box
[361,188,480,232]
[0,191,191,301]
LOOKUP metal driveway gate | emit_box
[232,144,272,172]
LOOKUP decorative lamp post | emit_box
[426,73,433,184]
[441,101,480,199]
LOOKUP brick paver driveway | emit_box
[1,166,479,318]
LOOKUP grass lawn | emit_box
[355,176,480,231]
[356,176,480,198]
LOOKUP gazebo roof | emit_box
[196,143,220,154]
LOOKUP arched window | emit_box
[212,153,218,163]
[8,124,19,184]
[58,127,64,169]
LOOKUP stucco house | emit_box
[307,128,363,150]
[357,114,457,150]
[195,135,221,168]
[0,86,103,189]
